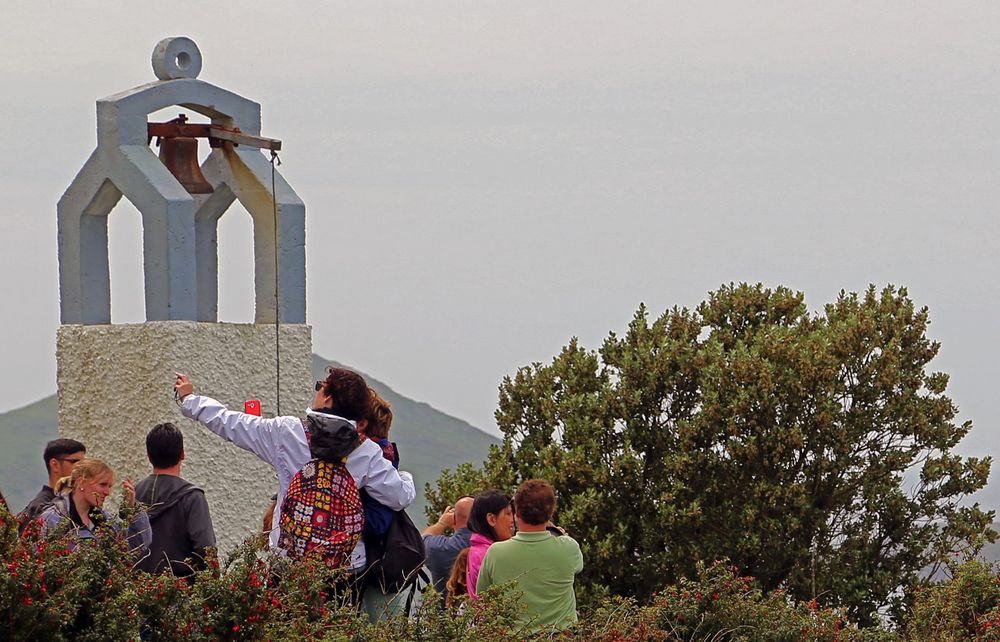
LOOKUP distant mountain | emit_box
[312,356,499,522]
[0,395,58,515]
[0,356,499,524]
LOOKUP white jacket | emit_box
[180,394,416,569]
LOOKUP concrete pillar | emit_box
[56,321,313,554]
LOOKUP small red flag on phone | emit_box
[244,400,261,416]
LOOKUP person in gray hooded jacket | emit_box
[135,422,216,578]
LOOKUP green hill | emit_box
[0,394,58,514]
[0,356,498,524]
[312,356,499,522]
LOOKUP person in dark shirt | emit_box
[359,391,408,622]
[360,391,401,541]
[135,423,216,578]
[18,438,86,530]
[422,495,475,607]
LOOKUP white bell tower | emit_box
[56,38,313,552]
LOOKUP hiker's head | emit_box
[365,391,393,440]
[146,422,185,469]
[468,490,513,542]
[446,546,471,608]
[44,438,86,481]
[454,495,474,530]
[513,479,556,527]
[313,367,373,422]
[55,458,114,510]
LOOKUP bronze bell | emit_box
[158,136,213,194]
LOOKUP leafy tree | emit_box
[427,283,993,624]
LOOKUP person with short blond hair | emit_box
[476,479,583,633]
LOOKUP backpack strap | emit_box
[403,567,431,616]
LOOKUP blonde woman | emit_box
[39,458,151,552]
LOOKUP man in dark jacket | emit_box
[18,438,87,531]
[135,422,216,578]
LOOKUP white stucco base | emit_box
[56,321,313,554]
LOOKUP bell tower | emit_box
[56,37,313,552]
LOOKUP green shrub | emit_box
[905,559,1000,642]
[26,502,1000,641]
[641,560,881,642]
[0,508,82,640]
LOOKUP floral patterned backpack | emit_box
[277,412,364,568]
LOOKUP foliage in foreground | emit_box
[427,283,994,624]
[0,503,524,641]
[904,559,1000,642]
[0,501,882,641]
[8,501,1000,641]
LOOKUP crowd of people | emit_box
[7,365,584,634]
[422,481,584,630]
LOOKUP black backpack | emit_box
[364,508,428,596]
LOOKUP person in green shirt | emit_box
[476,479,584,633]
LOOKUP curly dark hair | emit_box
[319,367,373,422]
[513,479,556,526]
[366,391,393,440]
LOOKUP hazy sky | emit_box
[2,3,998,499]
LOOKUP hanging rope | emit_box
[270,150,282,416]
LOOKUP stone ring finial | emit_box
[152,37,203,80]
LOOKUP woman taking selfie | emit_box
[39,457,151,552]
